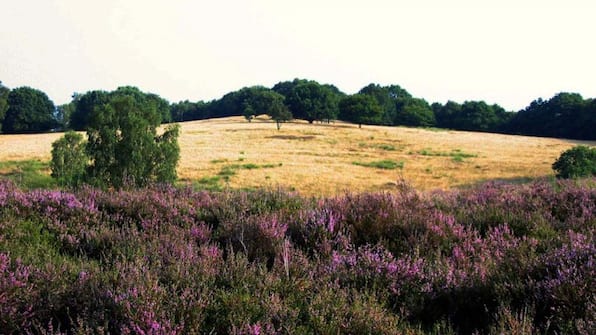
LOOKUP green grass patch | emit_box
[194,176,224,191]
[376,144,397,151]
[358,143,399,151]
[227,163,283,171]
[352,160,404,170]
[210,158,229,164]
[411,148,477,162]
[0,159,56,189]
[218,166,237,178]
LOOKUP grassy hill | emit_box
[1,116,593,195]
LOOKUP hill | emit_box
[1,116,593,195]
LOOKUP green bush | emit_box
[50,131,88,187]
[552,145,596,179]
[50,89,181,189]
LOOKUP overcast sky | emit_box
[1,0,595,111]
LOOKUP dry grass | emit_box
[1,116,593,196]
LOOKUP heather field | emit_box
[1,178,594,334]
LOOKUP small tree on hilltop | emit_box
[552,145,596,179]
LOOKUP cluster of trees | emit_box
[168,80,594,140]
[506,92,596,139]
[1,79,595,140]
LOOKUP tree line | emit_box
[1,79,594,140]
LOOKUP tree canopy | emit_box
[2,86,56,133]
[506,92,594,139]
[338,94,383,128]
[274,79,341,123]
[52,87,181,189]
[0,82,9,132]
[432,100,512,133]
[84,89,178,188]
[0,79,593,140]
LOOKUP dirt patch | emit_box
[267,135,316,141]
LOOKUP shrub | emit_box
[50,91,181,189]
[552,145,596,179]
[50,131,88,187]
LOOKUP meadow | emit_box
[0,116,592,195]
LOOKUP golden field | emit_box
[1,116,593,196]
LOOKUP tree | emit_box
[56,102,76,130]
[552,145,596,179]
[338,94,383,128]
[359,83,412,125]
[394,98,436,127]
[51,131,88,187]
[433,100,511,133]
[69,90,110,130]
[261,91,292,130]
[3,86,56,133]
[239,89,292,129]
[0,82,9,132]
[170,100,210,122]
[83,91,180,188]
[456,101,500,131]
[433,101,462,129]
[506,92,591,140]
[282,80,339,123]
[69,88,170,130]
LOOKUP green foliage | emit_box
[338,94,383,127]
[276,79,340,123]
[68,90,109,130]
[240,89,292,129]
[0,160,56,189]
[0,219,62,267]
[352,159,404,170]
[358,83,412,125]
[433,100,512,133]
[154,124,181,183]
[50,131,88,187]
[55,102,75,130]
[52,88,180,189]
[85,92,179,188]
[194,176,224,191]
[552,145,596,179]
[2,86,57,133]
[170,99,210,122]
[0,82,9,132]
[265,93,292,130]
[68,88,171,130]
[395,98,436,127]
[507,92,594,140]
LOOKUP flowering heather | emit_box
[0,178,594,334]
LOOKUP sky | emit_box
[1,0,595,111]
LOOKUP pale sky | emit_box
[1,0,595,111]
